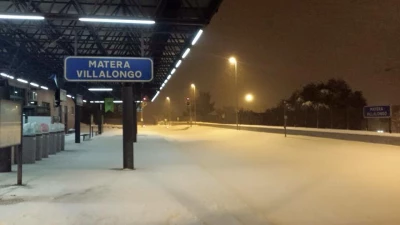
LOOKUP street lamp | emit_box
[229,56,239,130]
[191,83,196,124]
[166,97,171,126]
[245,93,254,102]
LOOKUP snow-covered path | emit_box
[1,125,400,225]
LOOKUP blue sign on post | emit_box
[64,56,153,82]
[363,105,391,118]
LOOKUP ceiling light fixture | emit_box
[0,14,44,20]
[30,82,39,87]
[175,60,182,68]
[88,88,113,92]
[182,48,191,59]
[151,91,160,102]
[191,29,203,45]
[79,17,155,25]
[16,78,28,83]
[0,72,14,79]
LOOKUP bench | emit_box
[90,126,99,137]
[80,134,90,141]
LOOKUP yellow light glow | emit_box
[229,57,237,64]
[166,97,170,101]
[245,93,254,102]
[191,83,195,88]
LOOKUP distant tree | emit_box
[195,91,215,119]
[266,79,367,129]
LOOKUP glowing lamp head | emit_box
[191,84,195,88]
[245,93,254,102]
[229,57,237,64]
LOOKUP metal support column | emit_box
[16,145,22,185]
[17,110,23,185]
[75,98,81,143]
[98,104,102,135]
[74,30,81,143]
[133,99,137,143]
[122,84,134,169]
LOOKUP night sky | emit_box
[147,0,400,118]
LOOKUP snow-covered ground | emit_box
[1,125,400,225]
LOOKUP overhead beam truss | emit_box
[0,0,223,99]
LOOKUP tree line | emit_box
[188,79,368,130]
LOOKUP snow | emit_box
[1,125,400,225]
[199,121,400,137]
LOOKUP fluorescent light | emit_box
[161,83,165,88]
[0,73,14,79]
[72,96,75,99]
[0,14,44,20]
[113,100,123,103]
[14,91,17,94]
[88,88,113,92]
[16,78,28,83]
[40,86,48,90]
[83,100,87,103]
[79,17,155,25]
[167,75,171,80]
[160,86,163,90]
[90,101,94,103]
[30,82,39,87]
[182,48,191,59]
[192,29,203,45]
[151,91,160,102]
[171,68,176,75]
[67,95,72,98]
[175,60,182,68]
[30,102,35,104]
[135,100,142,103]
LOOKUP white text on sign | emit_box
[76,60,142,79]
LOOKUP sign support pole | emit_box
[98,104,102,135]
[17,110,23,185]
[133,99,137,143]
[122,84,134,169]
[75,92,81,143]
[74,30,81,144]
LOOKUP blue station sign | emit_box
[64,56,153,82]
[363,105,391,118]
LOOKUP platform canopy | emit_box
[0,0,222,101]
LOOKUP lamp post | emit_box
[166,97,171,126]
[141,97,147,127]
[229,57,238,130]
[191,83,196,124]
